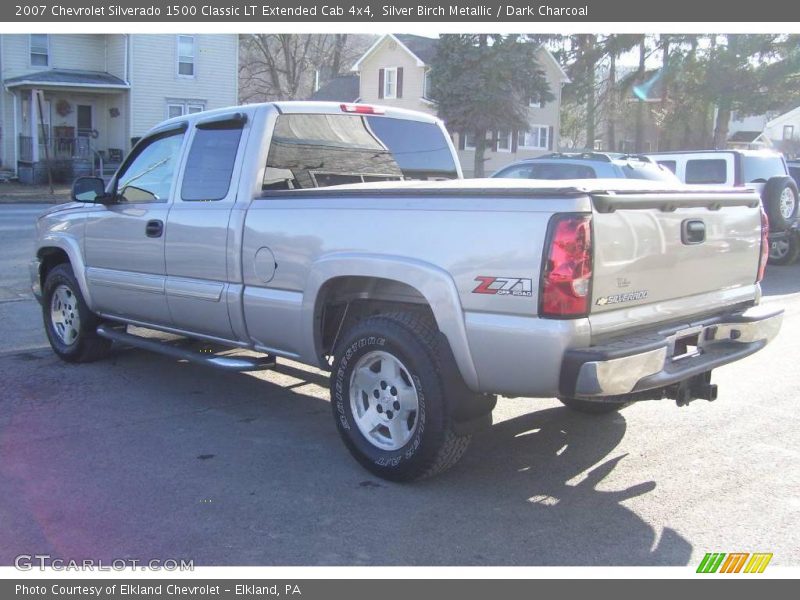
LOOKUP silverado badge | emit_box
[595,290,649,306]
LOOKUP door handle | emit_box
[681,219,705,245]
[145,219,164,238]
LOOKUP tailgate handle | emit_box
[682,219,706,245]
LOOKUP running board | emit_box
[96,325,276,372]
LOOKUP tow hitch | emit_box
[669,371,718,407]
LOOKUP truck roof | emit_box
[150,100,442,136]
[648,148,784,158]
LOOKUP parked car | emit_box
[788,160,800,188]
[30,102,783,481]
[648,150,800,265]
[491,152,680,182]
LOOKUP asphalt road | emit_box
[1,203,799,567]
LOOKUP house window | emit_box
[518,126,549,150]
[383,67,397,99]
[529,97,545,109]
[423,69,433,100]
[463,132,477,150]
[496,131,512,152]
[167,101,206,119]
[177,35,195,77]
[784,125,795,140]
[167,104,184,119]
[30,34,48,67]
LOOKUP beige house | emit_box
[342,34,569,177]
[0,34,238,183]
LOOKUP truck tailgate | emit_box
[589,190,762,319]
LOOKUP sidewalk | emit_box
[0,182,71,204]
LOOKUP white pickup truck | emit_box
[31,102,783,481]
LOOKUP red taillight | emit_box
[540,214,593,318]
[340,103,384,115]
[757,208,769,283]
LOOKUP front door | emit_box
[76,104,93,138]
[165,114,247,340]
[84,126,186,326]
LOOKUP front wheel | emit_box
[330,312,470,482]
[42,263,112,363]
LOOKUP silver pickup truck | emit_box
[31,102,783,481]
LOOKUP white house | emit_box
[312,34,570,177]
[0,34,238,183]
[726,107,800,157]
[763,107,800,158]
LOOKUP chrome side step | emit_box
[96,325,276,372]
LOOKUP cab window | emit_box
[182,119,244,201]
[116,129,185,203]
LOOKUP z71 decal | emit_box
[473,276,533,297]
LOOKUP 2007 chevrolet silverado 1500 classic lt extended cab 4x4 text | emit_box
[30,102,784,481]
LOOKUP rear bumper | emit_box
[560,305,783,398]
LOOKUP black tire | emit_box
[763,177,799,230]
[558,396,630,415]
[330,312,470,482]
[768,231,800,266]
[42,263,112,363]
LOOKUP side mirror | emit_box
[71,176,110,203]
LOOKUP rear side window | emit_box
[621,162,679,182]
[182,119,244,201]
[528,163,597,179]
[493,164,533,178]
[742,155,786,183]
[494,162,596,180]
[657,160,677,174]
[685,159,727,184]
[263,113,458,190]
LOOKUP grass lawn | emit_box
[0,182,71,204]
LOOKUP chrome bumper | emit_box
[561,305,783,398]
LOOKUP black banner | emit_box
[2,0,799,22]
[3,579,798,599]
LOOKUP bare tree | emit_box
[239,34,374,103]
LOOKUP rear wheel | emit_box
[558,396,630,415]
[763,177,799,230]
[330,312,470,481]
[42,263,112,363]
[768,232,800,266]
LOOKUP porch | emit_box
[4,69,130,184]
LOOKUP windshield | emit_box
[263,113,459,190]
